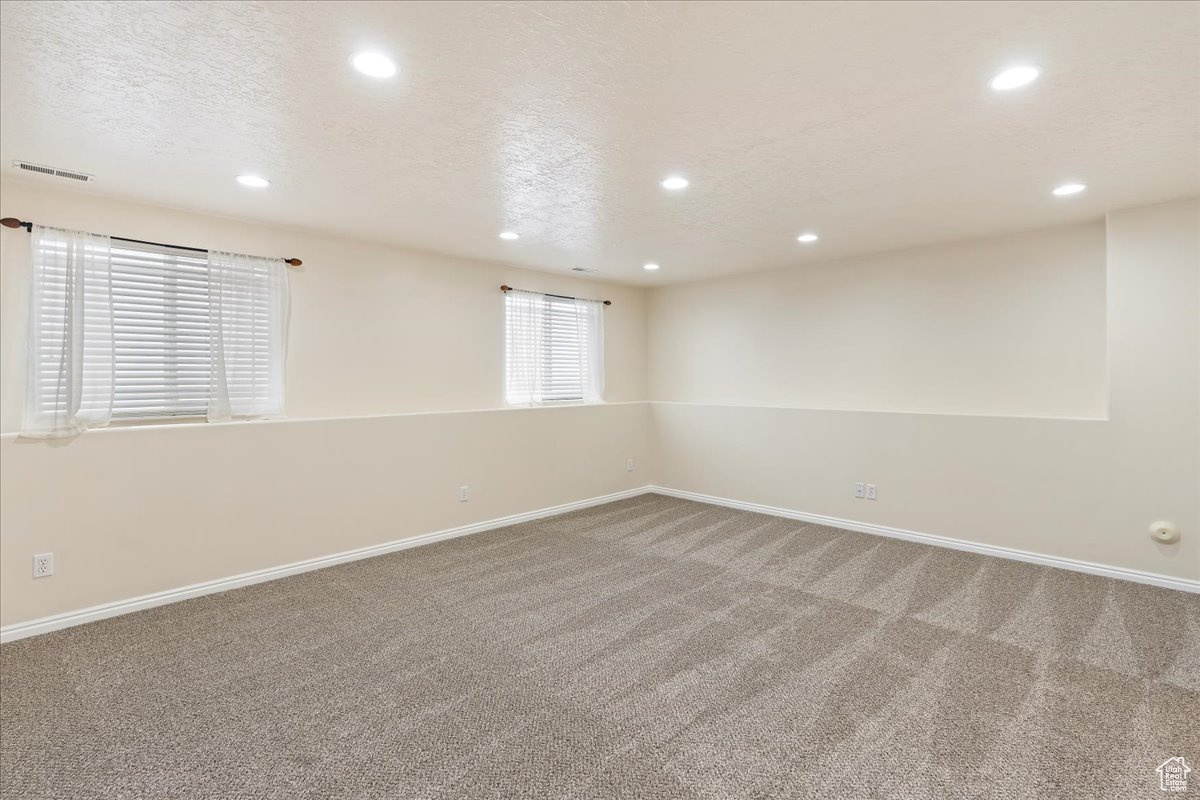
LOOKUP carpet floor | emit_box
[1,494,1197,799]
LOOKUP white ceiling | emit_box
[1,1,1197,284]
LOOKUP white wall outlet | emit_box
[1149,521,1179,544]
[854,482,865,499]
[458,485,469,502]
[626,458,635,472]
[866,484,878,500]
[33,552,53,578]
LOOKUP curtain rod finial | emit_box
[500,284,512,292]
[1,217,28,229]
[284,258,302,267]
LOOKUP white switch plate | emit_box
[854,482,865,499]
[866,484,878,500]
[626,458,635,472]
[33,552,53,578]
[458,485,469,502]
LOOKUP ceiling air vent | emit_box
[12,160,94,182]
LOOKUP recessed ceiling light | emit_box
[643,263,660,271]
[351,52,397,78]
[236,174,270,188]
[498,231,520,240]
[796,233,819,243]
[660,176,689,190]
[1052,182,1087,196]
[989,65,1040,91]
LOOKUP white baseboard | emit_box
[5,484,1194,644]
[648,486,1199,594]
[0,487,655,644]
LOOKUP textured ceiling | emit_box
[1,0,1197,284]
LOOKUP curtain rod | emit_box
[1,217,303,268]
[500,284,611,306]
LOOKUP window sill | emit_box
[505,399,605,408]
[109,415,208,429]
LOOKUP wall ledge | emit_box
[648,400,1109,423]
[0,400,653,440]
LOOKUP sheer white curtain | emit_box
[505,289,603,406]
[207,250,289,421]
[581,297,604,403]
[23,226,114,438]
[505,289,546,405]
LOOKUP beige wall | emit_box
[649,222,1108,418]
[650,198,1199,582]
[0,179,652,627]
[0,403,654,626]
[0,178,648,430]
[1,178,1195,631]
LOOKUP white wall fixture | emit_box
[866,484,877,500]
[459,485,470,503]
[32,553,52,578]
[854,482,865,499]
[1150,521,1180,545]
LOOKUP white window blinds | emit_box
[110,241,214,419]
[505,289,604,406]
[24,226,288,437]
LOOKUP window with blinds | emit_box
[109,241,214,418]
[28,235,285,426]
[505,289,604,405]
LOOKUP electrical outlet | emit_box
[866,484,878,500]
[626,458,635,472]
[458,485,469,502]
[33,552,53,578]
[854,482,865,499]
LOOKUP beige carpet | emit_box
[1,494,1197,799]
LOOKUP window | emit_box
[505,289,604,405]
[24,226,287,437]
[108,241,215,419]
